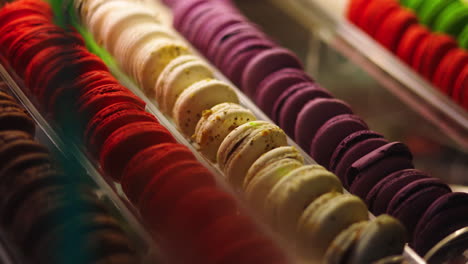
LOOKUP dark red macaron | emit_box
[294,98,353,151]
[139,162,217,232]
[347,142,414,199]
[387,178,451,239]
[76,84,145,125]
[365,169,431,215]
[0,100,36,135]
[0,0,52,28]
[413,34,458,80]
[375,8,418,52]
[121,143,197,204]
[99,121,176,181]
[255,68,312,117]
[84,103,155,158]
[275,82,332,138]
[412,192,468,255]
[433,48,468,96]
[358,0,400,36]
[310,114,369,169]
[158,187,238,243]
[0,15,51,54]
[242,47,303,98]
[347,0,372,24]
[396,25,431,66]
[452,65,468,109]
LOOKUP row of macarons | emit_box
[0,1,291,264]
[76,0,413,263]
[159,0,468,256]
[399,0,468,48]
[348,0,467,110]
[0,81,141,264]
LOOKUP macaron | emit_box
[459,25,468,49]
[412,33,458,80]
[161,187,238,242]
[84,102,155,158]
[310,114,368,169]
[433,48,468,95]
[244,146,304,190]
[244,158,303,215]
[172,79,239,137]
[295,98,353,151]
[155,55,214,114]
[412,192,468,255]
[197,13,246,54]
[404,0,425,12]
[254,68,312,117]
[241,47,303,98]
[265,165,342,238]
[172,0,209,30]
[133,38,190,97]
[275,82,332,137]
[113,23,177,74]
[217,121,288,190]
[0,138,49,171]
[347,142,414,198]
[0,0,52,27]
[365,169,431,215]
[433,1,468,38]
[194,102,256,161]
[99,121,176,181]
[324,215,406,264]
[296,192,369,260]
[396,25,431,66]
[329,129,387,182]
[121,143,196,204]
[387,178,451,239]
[358,0,400,36]
[85,0,138,36]
[418,0,456,27]
[452,65,468,109]
[375,8,418,52]
[0,100,35,135]
[347,0,372,24]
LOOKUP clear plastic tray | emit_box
[266,0,468,150]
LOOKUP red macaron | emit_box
[347,0,372,24]
[121,143,197,204]
[433,49,468,96]
[99,121,176,181]
[375,8,418,52]
[359,0,400,36]
[452,65,468,109]
[396,25,431,66]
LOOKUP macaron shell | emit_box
[366,169,431,215]
[347,215,407,264]
[375,8,418,52]
[241,47,303,98]
[266,165,343,238]
[244,146,304,189]
[387,178,451,239]
[452,65,468,109]
[277,82,332,137]
[121,143,196,204]
[226,47,270,87]
[347,0,371,24]
[433,48,468,95]
[244,158,303,216]
[295,98,353,151]
[419,0,456,27]
[418,34,457,79]
[194,103,256,162]
[99,121,176,181]
[255,68,312,117]
[396,25,430,66]
[433,2,468,37]
[220,122,288,190]
[173,79,239,137]
[310,114,368,169]
[323,221,368,264]
[297,192,369,260]
[334,136,389,185]
[359,0,400,36]
[214,31,268,68]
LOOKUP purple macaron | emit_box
[173,0,209,31]
[222,39,274,86]
[412,192,468,255]
[207,23,264,60]
[241,47,303,98]
[255,68,313,117]
[329,130,387,184]
[183,5,224,44]
[347,142,414,199]
[365,169,431,215]
[198,14,246,55]
[387,178,451,240]
[310,114,369,169]
[294,98,353,151]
